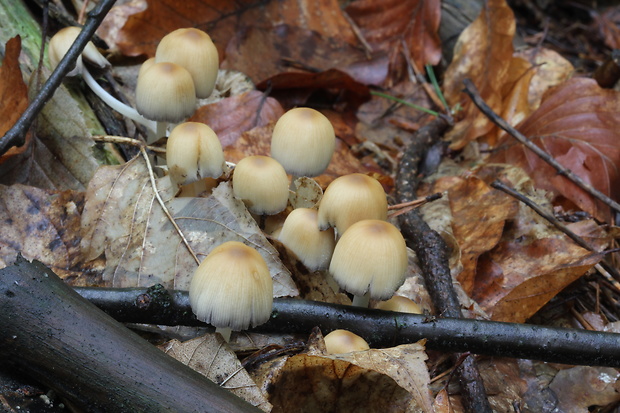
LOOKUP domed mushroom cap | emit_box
[48,26,109,74]
[167,122,225,190]
[376,295,422,314]
[317,173,388,235]
[329,220,408,301]
[155,28,219,99]
[136,61,196,122]
[324,329,370,354]
[278,208,335,271]
[270,107,335,177]
[189,241,273,331]
[232,155,289,215]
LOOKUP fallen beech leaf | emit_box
[0,184,85,279]
[476,238,603,323]
[162,335,271,411]
[489,77,620,223]
[515,47,574,111]
[80,157,298,296]
[345,0,441,78]
[435,175,519,294]
[443,0,516,149]
[593,7,620,50]
[549,366,620,411]
[190,90,284,147]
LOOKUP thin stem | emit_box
[352,293,370,308]
[425,64,451,115]
[370,90,441,118]
[82,68,156,132]
[216,327,232,342]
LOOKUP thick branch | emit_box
[74,285,620,368]
[0,258,261,413]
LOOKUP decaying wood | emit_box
[0,257,261,413]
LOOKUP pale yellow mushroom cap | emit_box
[48,26,109,74]
[232,155,289,215]
[167,122,225,190]
[376,295,422,314]
[189,241,273,331]
[136,62,196,122]
[270,107,335,177]
[278,208,335,271]
[329,220,408,300]
[324,329,370,354]
[155,28,219,99]
[317,173,388,234]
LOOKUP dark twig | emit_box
[395,117,492,412]
[491,179,620,282]
[463,78,620,217]
[0,0,116,156]
[73,285,620,368]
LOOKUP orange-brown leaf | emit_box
[0,36,30,160]
[345,0,441,80]
[443,0,516,149]
[489,77,620,223]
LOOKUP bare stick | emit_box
[92,134,166,153]
[140,147,200,265]
[0,0,116,156]
[74,285,620,368]
[463,78,620,216]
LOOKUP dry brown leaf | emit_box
[0,36,30,163]
[162,334,271,411]
[549,366,620,412]
[190,90,284,147]
[0,184,85,279]
[489,77,620,223]
[433,175,520,294]
[593,6,620,50]
[80,156,298,296]
[476,238,603,323]
[443,0,516,149]
[345,0,441,83]
[269,352,426,413]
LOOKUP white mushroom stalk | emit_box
[48,27,157,133]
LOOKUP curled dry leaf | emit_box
[190,90,284,147]
[269,344,432,413]
[443,0,516,149]
[161,334,271,412]
[489,77,620,223]
[80,156,297,296]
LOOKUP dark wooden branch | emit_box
[395,117,492,412]
[462,78,620,216]
[0,258,261,413]
[0,0,116,156]
[74,285,620,368]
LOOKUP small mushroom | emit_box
[189,241,273,342]
[324,329,370,354]
[375,295,422,314]
[278,208,335,271]
[166,122,225,192]
[329,219,408,307]
[155,28,219,99]
[232,155,289,216]
[318,173,388,236]
[270,107,335,188]
[48,27,157,133]
[136,61,196,140]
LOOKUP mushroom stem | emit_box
[216,326,232,342]
[352,293,370,308]
[155,121,169,142]
[82,67,157,133]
